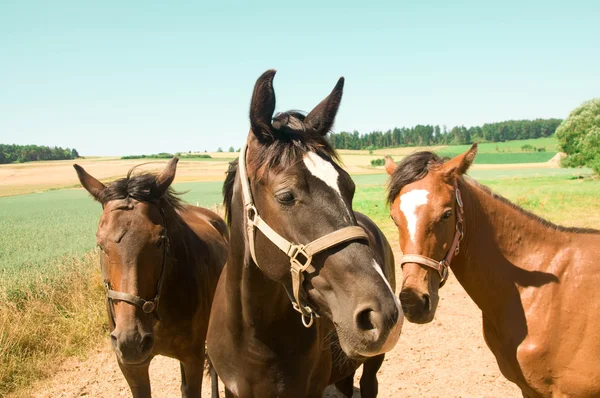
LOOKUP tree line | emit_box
[0,144,80,164]
[329,119,563,150]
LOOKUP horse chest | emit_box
[212,327,332,397]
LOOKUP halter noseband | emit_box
[399,184,464,288]
[102,206,169,326]
[238,142,369,328]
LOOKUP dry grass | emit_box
[0,251,106,396]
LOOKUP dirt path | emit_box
[25,247,519,397]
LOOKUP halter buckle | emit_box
[142,301,156,314]
[289,245,312,272]
[246,204,258,225]
[455,187,464,208]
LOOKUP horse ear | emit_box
[73,164,106,202]
[154,157,179,197]
[384,156,397,175]
[304,77,344,135]
[249,69,276,143]
[442,143,478,180]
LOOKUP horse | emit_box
[207,70,402,398]
[74,158,228,398]
[385,145,600,397]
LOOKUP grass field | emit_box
[0,137,564,198]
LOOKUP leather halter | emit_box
[102,207,169,326]
[238,142,369,328]
[399,183,464,288]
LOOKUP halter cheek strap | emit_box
[399,184,464,288]
[239,142,369,328]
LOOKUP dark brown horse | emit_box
[386,146,600,397]
[74,159,228,398]
[207,70,402,398]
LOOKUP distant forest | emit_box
[329,119,562,150]
[0,144,79,164]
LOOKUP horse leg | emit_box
[207,355,219,398]
[180,355,205,398]
[118,361,152,398]
[359,354,385,398]
[335,371,355,397]
[224,388,236,398]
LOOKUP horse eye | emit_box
[276,191,295,204]
[442,210,453,220]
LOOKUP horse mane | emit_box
[98,166,183,211]
[388,151,600,235]
[223,159,238,226]
[247,111,339,179]
[97,165,185,240]
[386,151,446,205]
[223,110,340,225]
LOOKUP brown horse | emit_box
[74,159,228,398]
[207,70,402,398]
[386,146,600,397]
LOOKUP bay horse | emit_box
[74,159,228,398]
[385,145,600,397]
[207,70,402,398]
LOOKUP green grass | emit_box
[0,182,225,280]
[435,136,559,164]
[439,136,559,154]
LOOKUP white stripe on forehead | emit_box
[399,189,429,244]
[302,152,341,195]
[303,152,352,222]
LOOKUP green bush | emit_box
[556,98,600,174]
[371,158,385,166]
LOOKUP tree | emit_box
[556,98,600,174]
[71,148,79,158]
[217,147,223,153]
[228,146,235,152]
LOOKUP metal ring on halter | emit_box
[302,309,315,328]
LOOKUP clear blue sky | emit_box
[2,1,599,156]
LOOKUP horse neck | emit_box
[451,178,565,317]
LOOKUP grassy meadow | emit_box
[0,137,598,395]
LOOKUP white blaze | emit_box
[303,152,341,195]
[303,152,352,221]
[399,189,429,243]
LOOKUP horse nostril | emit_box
[355,308,376,331]
[423,294,430,312]
[110,332,118,349]
[139,333,155,354]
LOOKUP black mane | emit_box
[98,166,183,211]
[247,111,339,178]
[223,110,340,225]
[386,151,446,205]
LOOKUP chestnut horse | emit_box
[74,159,228,398]
[386,145,600,397]
[207,70,402,398]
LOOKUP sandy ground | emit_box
[24,244,520,398]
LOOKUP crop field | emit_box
[1,144,598,396]
[0,137,565,198]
